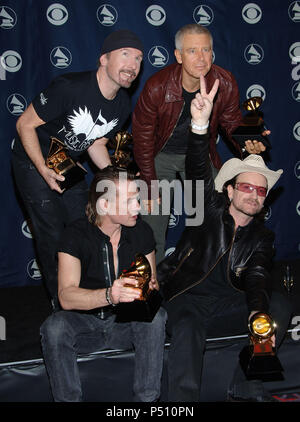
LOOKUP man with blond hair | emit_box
[133,23,267,264]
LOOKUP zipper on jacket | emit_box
[172,247,194,276]
[226,229,243,293]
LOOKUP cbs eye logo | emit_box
[1,50,22,72]
[289,42,300,64]
[146,5,166,26]
[47,3,68,25]
[293,122,300,141]
[242,3,262,24]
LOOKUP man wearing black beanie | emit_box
[12,29,144,311]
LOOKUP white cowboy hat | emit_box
[214,154,283,193]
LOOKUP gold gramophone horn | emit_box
[248,312,276,341]
[107,131,133,169]
[120,253,152,300]
[243,96,262,112]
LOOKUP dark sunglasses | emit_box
[235,182,267,197]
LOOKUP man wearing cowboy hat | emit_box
[158,75,292,402]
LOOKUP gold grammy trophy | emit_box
[239,312,284,381]
[116,253,162,322]
[108,131,139,173]
[232,97,271,149]
[46,137,87,190]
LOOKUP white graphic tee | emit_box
[14,71,130,160]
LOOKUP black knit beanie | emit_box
[100,29,143,56]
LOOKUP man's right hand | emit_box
[39,165,65,193]
[190,74,219,129]
[110,277,142,304]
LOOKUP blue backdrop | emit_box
[1,0,299,287]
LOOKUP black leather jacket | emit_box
[157,131,274,313]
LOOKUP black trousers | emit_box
[164,290,292,402]
[12,153,89,300]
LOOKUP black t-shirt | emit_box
[58,216,155,290]
[190,250,237,297]
[13,71,131,161]
[162,88,199,154]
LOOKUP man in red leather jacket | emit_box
[132,24,266,264]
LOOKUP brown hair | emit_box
[86,165,136,226]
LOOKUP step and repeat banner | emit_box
[1,0,299,287]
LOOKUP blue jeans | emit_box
[11,152,89,301]
[40,308,167,402]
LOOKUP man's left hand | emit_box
[149,276,159,291]
[244,129,270,154]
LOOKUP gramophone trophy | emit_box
[116,253,162,322]
[239,312,284,381]
[108,131,138,172]
[232,97,271,148]
[46,137,87,190]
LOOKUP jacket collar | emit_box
[165,63,183,103]
[222,205,261,234]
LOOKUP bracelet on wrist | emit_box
[105,287,116,307]
[191,120,209,131]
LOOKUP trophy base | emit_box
[58,164,87,190]
[232,123,271,149]
[239,346,284,382]
[115,290,163,323]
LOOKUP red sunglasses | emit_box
[235,182,267,197]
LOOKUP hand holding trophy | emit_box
[232,97,271,151]
[116,253,162,322]
[239,312,283,381]
[46,137,87,191]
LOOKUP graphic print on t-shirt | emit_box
[68,107,118,143]
[18,71,131,159]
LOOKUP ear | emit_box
[174,49,182,64]
[99,54,108,67]
[96,197,108,216]
[227,185,234,202]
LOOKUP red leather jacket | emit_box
[132,62,243,189]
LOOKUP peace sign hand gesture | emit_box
[190,74,219,132]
